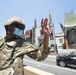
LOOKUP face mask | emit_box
[13,28,26,39]
[13,28,23,36]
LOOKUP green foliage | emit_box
[62,43,66,49]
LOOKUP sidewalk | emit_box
[49,53,58,58]
[50,49,76,55]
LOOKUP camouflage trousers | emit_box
[0,68,14,75]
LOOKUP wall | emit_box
[55,33,64,49]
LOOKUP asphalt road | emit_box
[23,54,76,75]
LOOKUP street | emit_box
[23,54,76,75]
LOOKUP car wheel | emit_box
[58,61,66,67]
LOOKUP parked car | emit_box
[56,51,76,67]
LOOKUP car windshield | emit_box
[67,51,75,56]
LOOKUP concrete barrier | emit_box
[24,66,55,75]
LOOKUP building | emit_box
[61,11,76,49]
[32,27,64,49]
[27,14,63,51]
[55,32,64,49]
[25,30,32,43]
[49,13,57,51]
[25,14,64,50]
[33,13,57,49]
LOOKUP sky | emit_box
[0,0,76,37]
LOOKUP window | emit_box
[59,39,63,43]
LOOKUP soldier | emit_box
[0,16,51,75]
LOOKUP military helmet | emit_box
[4,16,25,29]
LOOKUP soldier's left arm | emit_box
[26,43,50,61]
[26,18,51,61]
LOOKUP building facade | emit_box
[61,11,76,49]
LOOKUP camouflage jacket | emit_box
[0,38,50,73]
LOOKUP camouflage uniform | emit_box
[0,37,50,75]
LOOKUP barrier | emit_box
[24,66,55,75]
